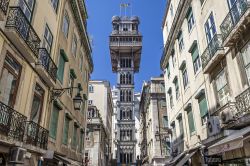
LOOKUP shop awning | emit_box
[168,152,186,166]
[54,154,72,164]
[208,126,250,155]
[176,150,197,166]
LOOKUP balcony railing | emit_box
[0,101,27,142]
[0,0,10,15]
[6,7,40,57]
[201,34,224,69]
[235,87,250,117]
[37,48,58,82]
[220,0,250,41]
[25,121,49,150]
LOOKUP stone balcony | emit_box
[220,0,250,47]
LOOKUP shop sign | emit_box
[204,155,222,164]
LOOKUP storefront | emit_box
[208,126,250,166]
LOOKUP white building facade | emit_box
[161,0,250,165]
[87,80,113,165]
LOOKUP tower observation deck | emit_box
[109,14,142,165]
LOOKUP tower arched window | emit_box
[120,90,125,101]
[130,110,132,120]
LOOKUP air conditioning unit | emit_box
[207,116,221,137]
[220,105,237,124]
[9,147,26,164]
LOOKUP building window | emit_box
[62,115,70,145]
[178,31,184,52]
[79,131,84,153]
[168,90,173,108]
[241,42,250,84]
[0,55,22,107]
[68,72,74,97]
[161,100,166,108]
[42,24,53,53]
[57,51,68,83]
[182,66,189,89]
[71,34,77,57]
[88,100,93,105]
[166,63,170,78]
[120,58,132,68]
[191,45,201,74]
[79,53,83,72]
[51,0,59,12]
[171,51,176,68]
[187,8,195,32]
[171,123,176,141]
[205,13,216,43]
[187,108,195,134]
[198,95,209,125]
[62,12,70,38]
[72,124,78,148]
[170,3,174,16]
[162,116,168,128]
[178,117,184,137]
[18,0,35,21]
[49,104,60,139]
[200,0,205,5]
[174,79,180,100]
[30,84,44,124]
[89,85,94,93]
[215,69,230,107]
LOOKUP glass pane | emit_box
[30,95,42,123]
[216,70,227,91]
[199,97,208,117]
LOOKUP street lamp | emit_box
[51,83,84,110]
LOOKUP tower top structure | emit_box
[109,14,142,73]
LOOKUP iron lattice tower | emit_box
[109,14,142,164]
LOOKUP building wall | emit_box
[0,0,93,165]
[161,0,250,164]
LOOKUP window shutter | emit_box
[57,55,65,83]
[191,46,199,62]
[187,109,195,133]
[49,105,59,139]
[63,116,70,144]
[198,96,208,117]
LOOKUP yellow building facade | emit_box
[0,0,93,165]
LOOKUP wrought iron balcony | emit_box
[0,101,27,142]
[36,48,58,86]
[201,34,224,73]
[0,0,9,19]
[5,7,41,63]
[235,87,250,117]
[25,121,49,150]
[220,0,250,46]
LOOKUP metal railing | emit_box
[235,87,250,117]
[25,121,49,150]
[6,7,41,57]
[0,0,10,15]
[212,102,237,116]
[201,34,224,69]
[37,48,58,82]
[220,0,250,41]
[0,101,27,142]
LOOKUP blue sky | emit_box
[85,0,167,92]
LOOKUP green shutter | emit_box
[72,125,77,147]
[80,131,84,152]
[191,46,199,61]
[49,105,60,139]
[57,55,65,83]
[199,96,208,117]
[187,109,195,133]
[63,116,70,144]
